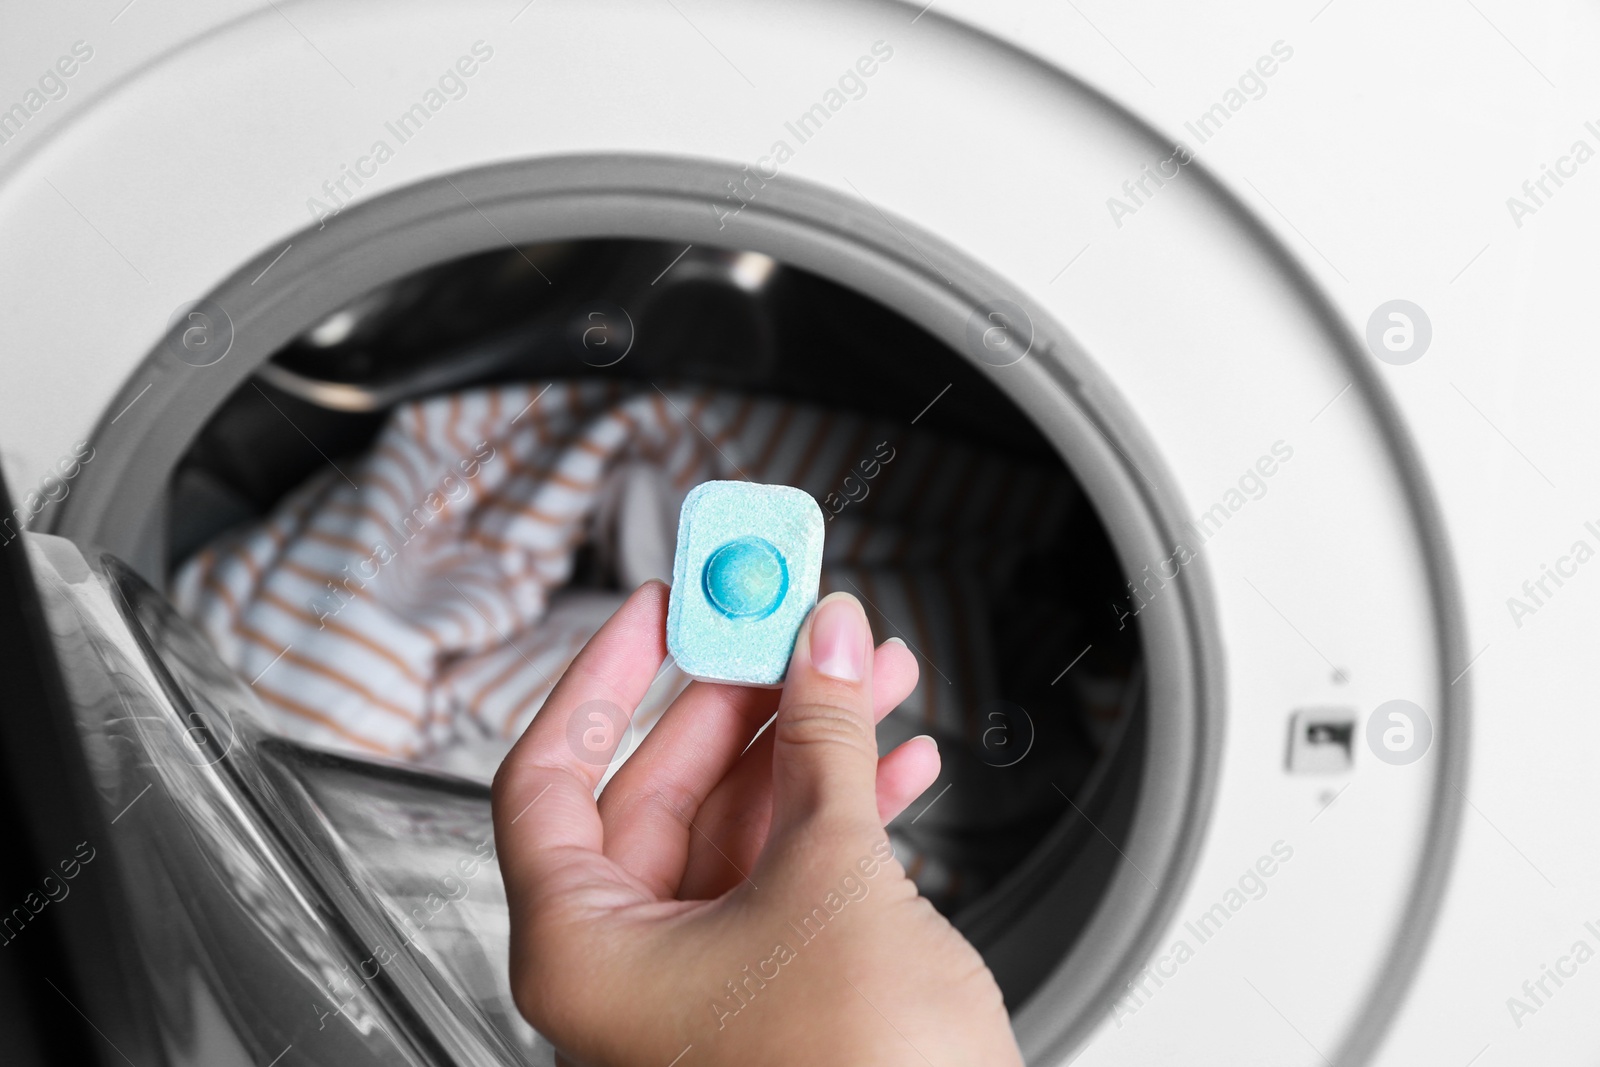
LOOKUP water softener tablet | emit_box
[667,481,825,686]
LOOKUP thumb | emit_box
[767,592,882,840]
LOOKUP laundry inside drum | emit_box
[163,238,1145,1011]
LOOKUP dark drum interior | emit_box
[163,238,1146,1010]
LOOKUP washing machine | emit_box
[2,1,1596,1064]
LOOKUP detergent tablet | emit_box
[667,481,825,686]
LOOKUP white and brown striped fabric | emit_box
[171,381,1073,780]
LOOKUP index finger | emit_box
[491,580,669,871]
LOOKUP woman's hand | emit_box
[492,581,1023,1067]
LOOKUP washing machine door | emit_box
[2,512,555,1066]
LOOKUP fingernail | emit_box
[884,636,907,650]
[910,733,937,752]
[810,592,868,682]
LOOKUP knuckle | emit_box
[602,780,699,830]
[645,783,702,828]
[775,703,873,754]
[490,760,543,816]
[490,762,516,811]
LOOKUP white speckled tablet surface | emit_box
[667,481,825,686]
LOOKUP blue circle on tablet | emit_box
[702,536,789,620]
